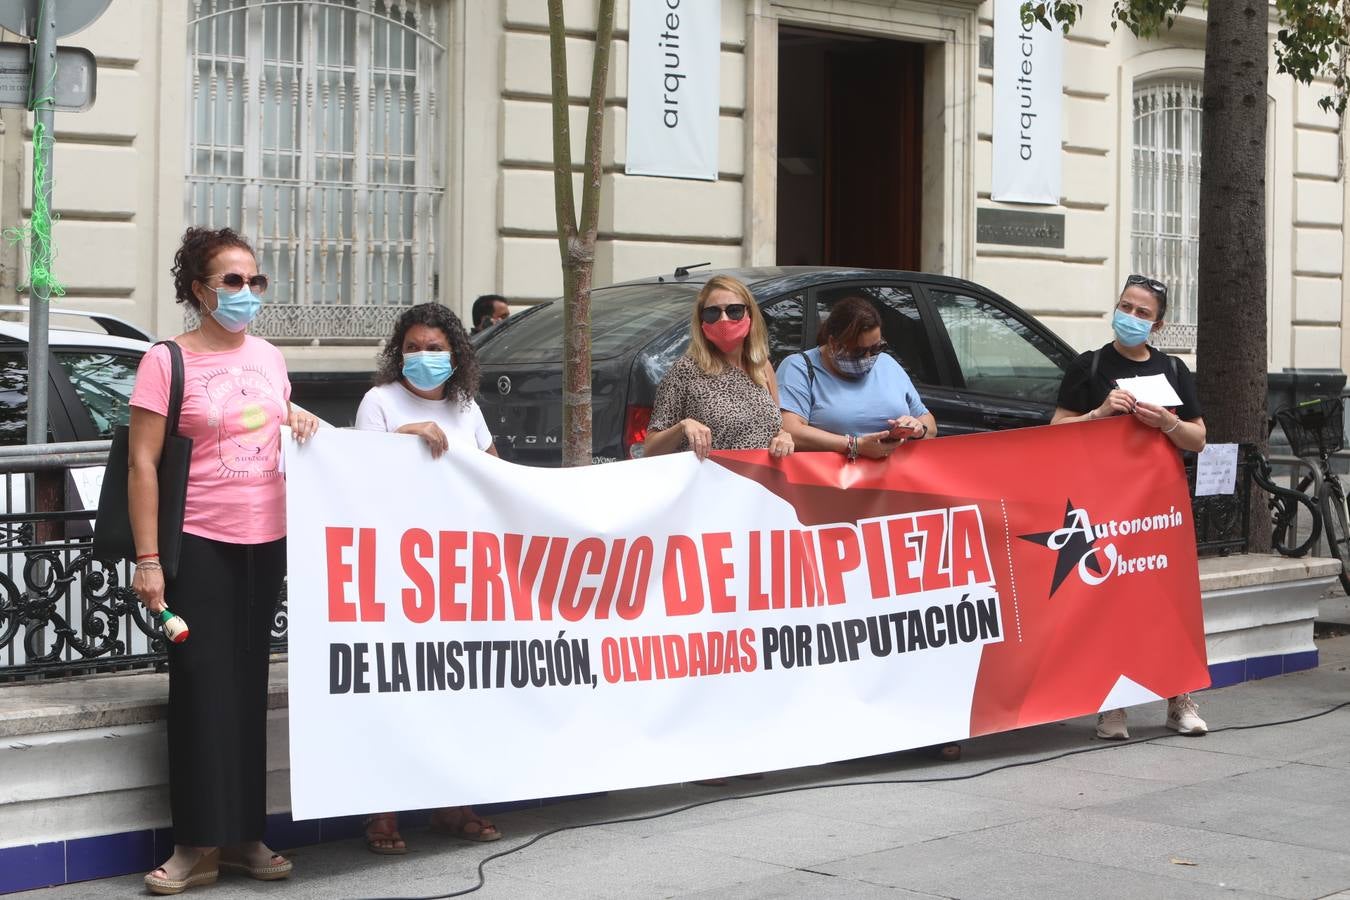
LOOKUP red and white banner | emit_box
[284,418,1208,820]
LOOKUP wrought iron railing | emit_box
[1187,447,1252,557]
[1185,445,1338,558]
[0,442,287,682]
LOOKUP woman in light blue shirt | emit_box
[774,296,956,762]
[776,296,936,461]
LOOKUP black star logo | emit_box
[1019,499,1104,597]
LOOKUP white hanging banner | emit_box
[625,0,721,181]
[992,0,1063,204]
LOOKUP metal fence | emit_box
[0,442,287,682]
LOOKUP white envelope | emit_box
[1114,373,1183,407]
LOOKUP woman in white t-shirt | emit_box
[355,303,496,458]
[354,303,502,853]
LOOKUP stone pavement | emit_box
[16,636,1350,900]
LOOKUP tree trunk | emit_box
[1194,0,1271,551]
[548,0,616,468]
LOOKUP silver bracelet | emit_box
[1163,417,1182,434]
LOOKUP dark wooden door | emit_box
[823,43,924,269]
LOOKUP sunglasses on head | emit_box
[212,272,270,294]
[839,340,889,360]
[1125,274,1166,299]
[699,303,748,324]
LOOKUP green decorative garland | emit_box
[22,119,63,298]
[4,2,65,300]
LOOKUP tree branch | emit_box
[578,0,617,247]
[547,0,578,252]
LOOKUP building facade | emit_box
[3,0,1345,378]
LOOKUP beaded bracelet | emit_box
[1163,417,1182,434]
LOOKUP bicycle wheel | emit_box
[1272,473,1318,555]
[1318,475,1350,594]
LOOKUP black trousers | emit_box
[164,533,286,848]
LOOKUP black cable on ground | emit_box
[364,700,1350,900]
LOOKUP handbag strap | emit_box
[157,340,186,437]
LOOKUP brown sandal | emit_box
[364,813,408,855]
[429,808,502,843]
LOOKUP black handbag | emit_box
[94,340,193,578]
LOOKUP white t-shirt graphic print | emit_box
[354,382,493,451]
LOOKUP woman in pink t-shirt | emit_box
[130,227,318,895]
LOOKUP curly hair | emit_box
[374,302,480,407]
[171,227,255,310]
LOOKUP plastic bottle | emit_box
[158,608,189,644]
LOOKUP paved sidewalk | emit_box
[18,636,1350,900]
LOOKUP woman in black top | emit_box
[1051,274,1208,741]
[1053,278,1205,440]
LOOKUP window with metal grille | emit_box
[187,0,446,340]
[1132,79,1202,350]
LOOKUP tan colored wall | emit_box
[497,0,748,304]
[970,2,1345,367]
[9,0,165,333]
[1291,79,1344,370]
[5,0,1342,376]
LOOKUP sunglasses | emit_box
[839,340,889,360]
[1125,274,1167,299]
[211,272,270,294]
[699,303,748,324]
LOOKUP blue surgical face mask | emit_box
[834,352,878,379]
[402,350,454,391]
[1112,309,1154,348]
[210,285,262,333]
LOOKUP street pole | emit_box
[25,0,54,447]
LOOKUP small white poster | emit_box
[1115,374,1184,408]
[992,0,1063,204]
[625,0,721,181]
[1195,444,1239,497]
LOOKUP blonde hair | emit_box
[687,275,771,389]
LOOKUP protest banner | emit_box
[284,417,1208,819]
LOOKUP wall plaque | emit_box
[976,208,1065,249]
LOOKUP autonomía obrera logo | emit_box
[1018,500,1187,596]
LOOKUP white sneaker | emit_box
[1096,707,1129,740]
[1166,693,1208,735]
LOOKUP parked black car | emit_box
[474,267,1079,466]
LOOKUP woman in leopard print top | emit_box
[643,275,794,460]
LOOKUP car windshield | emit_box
[55,350,140,438]
[477,283,698,364]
